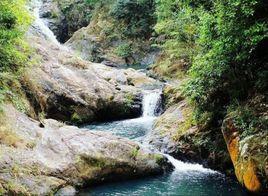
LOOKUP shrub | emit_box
[110,0,156,39]
[0,0,31,109]
[115,43,132,58]
[0,0,31,72]
[184,0,267,125]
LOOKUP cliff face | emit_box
[64,0,158,67]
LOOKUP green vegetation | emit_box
[130,147,140,159]
[110,0,156,39]
[184,0,267,126]
[0,0,31,71]
[0,0,31,110]
[115,43,133,58]
[155,0,267,137]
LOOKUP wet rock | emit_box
[145,89,232,172]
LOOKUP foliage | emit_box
[115,43,132,58]
[0,0,31,71]
[155,0,267,140]
[180,0,268,128]
[110,0,156,39]
[0,0,31,109]
[153,0,213,77]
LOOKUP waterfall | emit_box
[141,90,219,174]
[164,154,218,174]
[142,89,162,117]
[31,0,61,46]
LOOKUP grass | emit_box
[130,147,140,159]
[0,125,23,148]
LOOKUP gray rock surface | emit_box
[24,26,158,124]
[0,106,171,195]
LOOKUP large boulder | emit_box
[0,106,171,195]
[222,96,268,194]
[23,27,158,124]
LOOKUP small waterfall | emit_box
[142,89,162,117]
[32,0,61,46]
[141,89,219,175]
[164,154,218,174]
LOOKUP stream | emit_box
[32,2,247,195]
[81,90,246,196]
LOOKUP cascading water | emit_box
[27,1,246,194]
[31,0,61,46]
[142,89,162,117]
[83,89,246,195]
[85,89,163,139]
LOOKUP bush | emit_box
[184,0,267,125]
[0,0,31,109]
[0,0,31,72]
[115,43,132,58]
[110,0,156,39]
[153,0,212,78]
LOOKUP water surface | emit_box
[82,90,246,196]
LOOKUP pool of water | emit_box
[81,90,247,196]
[78,170,245,196]
[84,117,156,140]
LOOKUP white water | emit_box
[141,90,218,174]
[31,0,61,46]
[83,90,244,195]
[142,89,162,117]
[164,154,218,174]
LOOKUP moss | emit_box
[0,187,6,195]
[78,155,108,169]
[130,147,140,159]
[71,112,81,123]
[114,43,133,58]
[5,180,30,195]
[176,105,196,137]
[124,93,135,107]
[0,125,23,148]
[0,72,31,114]
[152,53,188,80]
[154,154,164,165]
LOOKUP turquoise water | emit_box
[84,117,156,140]
[79,171,245,196]
[82,117,246,196]
[82,90,246,196]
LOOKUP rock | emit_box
[65,3,160,66]
[222,117,268,193]
[55,186,76,196]
[40,0,93,43]
[144,101,200,161]
[23,27,159,124]
[145,86,232,172]
[101,60,119,68]
[0,105,172,195]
